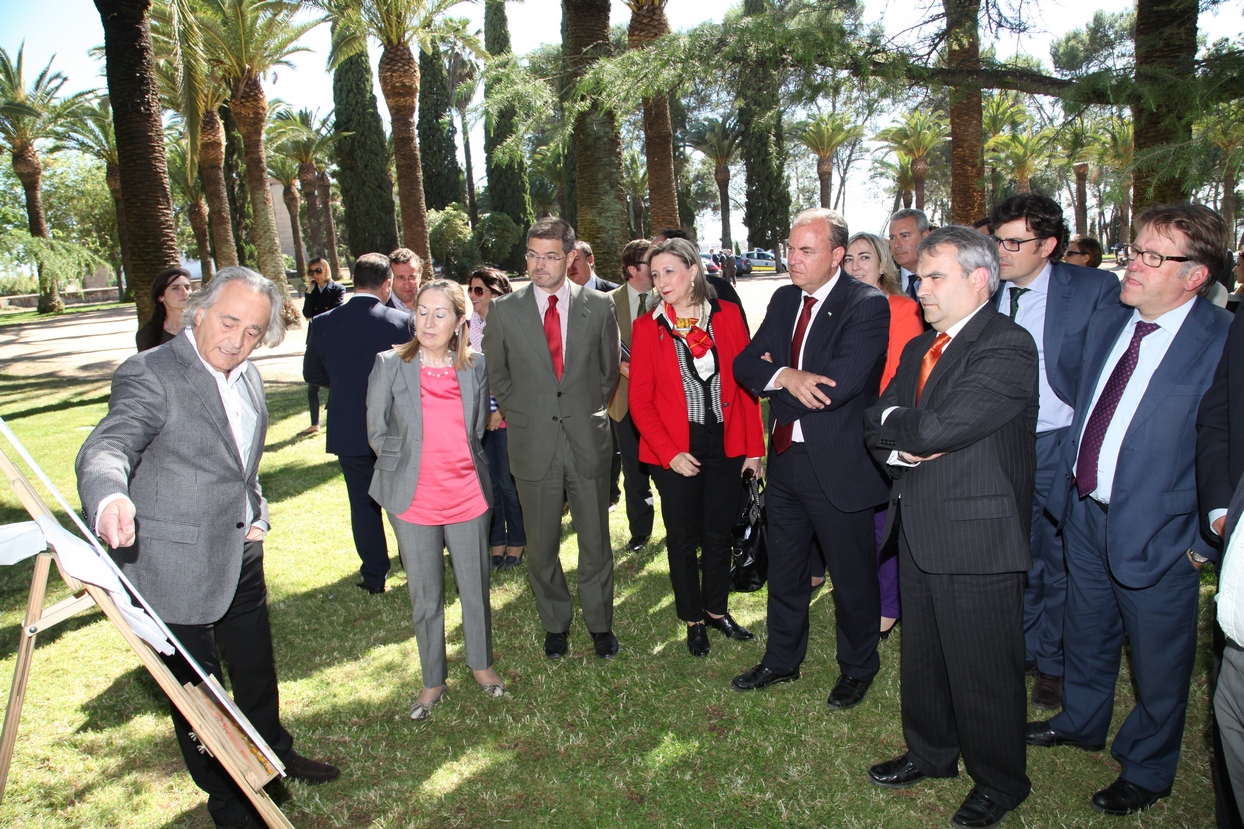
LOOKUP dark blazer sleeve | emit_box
[303,316,329,387]
[1197,309,1243,531]
[709,276,748,329]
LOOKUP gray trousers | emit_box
[1217,640,1244,815]
[514,430,615,634]
[390,512,493,688]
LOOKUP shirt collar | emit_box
[944,301,990,340]
[804,271,838,303]
[1130,294,1197,336]
[534,278,571,310]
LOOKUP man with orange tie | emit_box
[864,225,1038,829]
[482,217,622,660]
[732,208,890,707]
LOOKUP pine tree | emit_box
[333,49,398,258]
[739,0,790,258]
[484,0,534,269]
[417,44,463,211]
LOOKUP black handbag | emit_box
[730,469,768,592]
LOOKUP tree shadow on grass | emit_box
[1,393,112,423]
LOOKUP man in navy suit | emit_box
[1028,204,1232,816]
[988,193,1122,710]
[732,208,891,709]
[304,253,412,593]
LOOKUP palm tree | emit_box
[1095,116,1134,242]
[530,144,567,218]
[197,0,317,324]
[96,0,183,323]
[1055,116,1095,234]
[1197,101,1244,245]
[986,127,1053,194]
[875,110,949,211]
[56,94,132,297]
[325,0,472,284]
[167,136,215,282]
[791,113,864,209]
[0,46,85,313]
[872,154,914,213]
[317,169,342,278]
[622,148,649,239]
[267,153,306,281]
[270,108,344,260]
[982,92,1029,142]
[623,0,679,233]
[443,21,480,227]
[686,117,740,251]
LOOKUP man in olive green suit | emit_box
[482,217,623,659]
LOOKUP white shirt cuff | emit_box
[764,367,786,392]
[881,406,901,423]
[887,451,918,468]
[1211,508,1229,536]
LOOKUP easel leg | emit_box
[0,551,53,800]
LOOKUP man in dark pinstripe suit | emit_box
[864,226,1039,829]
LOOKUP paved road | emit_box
[0,274,793,384]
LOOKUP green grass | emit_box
[0,301,129,327]
[0,373,1219,828]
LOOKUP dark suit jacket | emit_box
[708,275,748,329]
[994,262,1121,411]
[865,305,1039,574]
[1197,307,1244,531]
[1047,297,1231,585]
[585,275,619,293]
[482,281,621,481]
[76,332,269,625]
[302,280,345,319]
[303,295,412,456]
[734,273,890,512]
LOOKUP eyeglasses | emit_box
[308,268,324,275]
[1118,244,1192,268]
[1064,249,1085,257]
[991,236,1041,252]
[468,286,495,297]
[525,252,564,264]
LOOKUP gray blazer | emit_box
[365,349,492,516]
[75,332,269,626]
[482,281,621,481]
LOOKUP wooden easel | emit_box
[0,447,294,828]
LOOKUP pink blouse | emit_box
[395,365,489,526]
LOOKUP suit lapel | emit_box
[614,285,633,348]
[513,284,560,382]
[456,362,476,434]
[919,304,997,406]
[240,365,266,476]
[563,282,591,380]
[1042,264,1074,386]
[1124,298,1217,442]
[1072,308,1131,434]
[401,355,423,438]
[173,335,244,474]
[803,272,848,357]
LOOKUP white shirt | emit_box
[764,274,838,443]
[995,263,1075,434]
[1074,299,1197,504]
[1219,518,1244,643]
[884,301,989,467]
[533,279,571,361]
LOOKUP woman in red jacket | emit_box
[629,237,765,657]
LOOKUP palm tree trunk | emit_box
[1073,162,1089,235]
[1120,175,1132,242]
[229,76,297,325]
[317,171,342,279]
[627,5,678,233]
[912,159,928,211]
[281,184,306,283]
[105,160,133,299]
[12,146,62,313]
[379,43,434,283]
[944,0,985,224]
[188,199,213,283]
[95,0,180,325]
[816,156,832,209]
[716,168,732,250]
[299,163,323,257]
[200,110,238,270]
[1017,176,1032,194]
[459,105,478,228]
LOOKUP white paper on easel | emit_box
[34,514,174,656]
[0,522,45,566]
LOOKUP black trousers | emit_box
[650,422,741,622]
[163,542,294,825]
[338,453,390,588]
[897,511,1030,811]
[762,443,879,678]
[612,411,654,541]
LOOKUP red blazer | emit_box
[629,299,765,468]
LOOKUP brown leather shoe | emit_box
[1030,672,1063,710]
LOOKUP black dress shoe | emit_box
[731,663,800,691]
[827,674,872,710]
[879,618,899,640]
[950,787,1009,829]
[1030,672,1063,710]
[592,630,619,658]
[1024,720,1104,751]
[544,630,570,659]
[1090,776,1171,815]
[355,579,385,594]
[686,623,709,657]
[867,754,934,788]
[283,751,341,784]
[705,613,753,640]
[625,535,649,551]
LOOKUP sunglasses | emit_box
[469,286,496,297]
[1065,250,1085,257]
[308,268,325,275]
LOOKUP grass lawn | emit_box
[0,302,129,328]
[0,373,1219,828]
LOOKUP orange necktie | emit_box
[917,333,950,402]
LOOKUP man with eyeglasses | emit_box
[987,194,1121,712]
[482,217,622,659]
[299,257,345,436]
[1028,204,1231,817]
[386,248,421,313]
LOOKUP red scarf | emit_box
[665,302,715,358]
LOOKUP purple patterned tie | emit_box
[1075,321,1160,498]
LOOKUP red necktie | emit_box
[1075,321,1160,498]
[772,295,817,454]
[917,333,951,402]
[544,295,563,380]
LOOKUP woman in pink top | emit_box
[366,280,503,720]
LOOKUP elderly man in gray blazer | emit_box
[76,267,340,829]
[482,217,622,659]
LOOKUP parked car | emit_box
[699,253,722,275]
[742,249,781,270]
[734,255,753,276]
